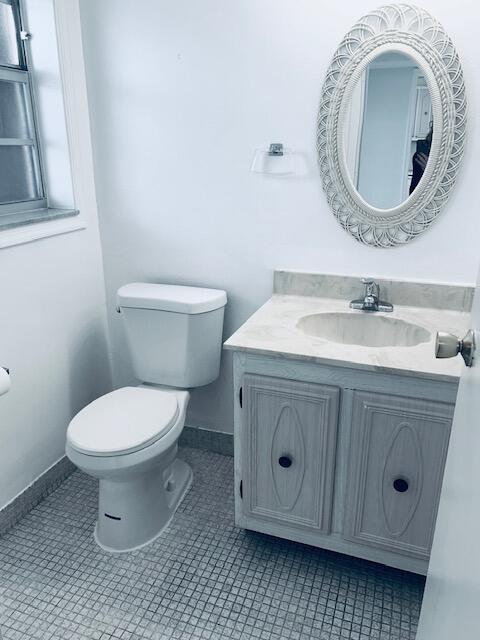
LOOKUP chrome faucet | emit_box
[350,278,393,313]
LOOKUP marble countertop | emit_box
[224,294,471,382]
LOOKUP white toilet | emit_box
[66,282,227,553]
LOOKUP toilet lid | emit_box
[67,387,179,456]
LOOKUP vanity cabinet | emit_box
[232,353,458,574]
[344,391,453,559]
[241,374,339,535]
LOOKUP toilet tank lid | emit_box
[117,282,227,314]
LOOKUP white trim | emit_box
[0,453,67,512]
[0,137,34,145]
[0,214,86,248]
[0,67,28,81]
[0,0,102,249]
[53,0,97,217]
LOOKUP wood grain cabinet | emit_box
[344,391,453,559]
[232,352,457,574]
[241,374,340,535]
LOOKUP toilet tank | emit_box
[117,283,227,388]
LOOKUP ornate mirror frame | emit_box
[317,4,467,248]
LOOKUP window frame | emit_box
[0,0,48,218]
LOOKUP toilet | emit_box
[66,282,227,552]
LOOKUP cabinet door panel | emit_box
[242,374,340,534]
[344,391,453,558]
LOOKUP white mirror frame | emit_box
[317,4,467,248]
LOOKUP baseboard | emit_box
[0,429,232,538]
[0,456,76,537]
[180,425,233,457]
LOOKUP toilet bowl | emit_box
[66,282,227,552]
[66,385,192,552]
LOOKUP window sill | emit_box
[0,208,85,249]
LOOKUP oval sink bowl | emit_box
[297,312,431,348]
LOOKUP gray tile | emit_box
[179,427,233,457]
[0,456,76,537]
[0,448,424,639]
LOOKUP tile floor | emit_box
[0,448,424,640]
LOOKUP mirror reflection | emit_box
[344,52,433,210]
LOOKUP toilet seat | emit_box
[67,386,179,457]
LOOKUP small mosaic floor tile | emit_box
[0,448,424,639]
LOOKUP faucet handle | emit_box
[361,278,379,299]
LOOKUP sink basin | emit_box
[296,312,431,348]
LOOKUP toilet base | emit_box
[94,458,192,553]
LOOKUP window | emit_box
[0,0,45,220]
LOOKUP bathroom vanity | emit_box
[225,272,472,574]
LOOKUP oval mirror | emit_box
[343,51,433,211]
[317,4,466,248]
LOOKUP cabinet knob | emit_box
[393,477,409,493]
[278,455,292,468]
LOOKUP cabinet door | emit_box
[344,391,453,558]
[242,374,340,534]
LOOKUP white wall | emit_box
[79,0,480,434]
[0,0,112,508]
